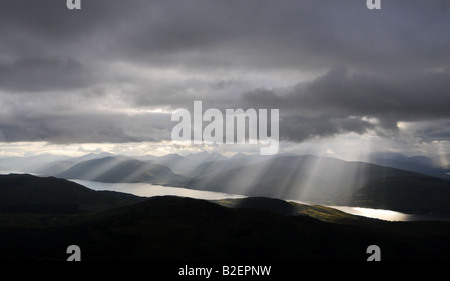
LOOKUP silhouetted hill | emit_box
[213,197,359,223]
[57,156,187,186]
[2,196,450,261]
[220,197,297,215]
[0,174,144,213]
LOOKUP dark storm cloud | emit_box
[0,56,94,92]
[279,115,376,143]
[3,0,449,70]
[242,67,450,141]
[0,0,138,56]
[244,67,450,117]
[407,120,450,142]
[0,0,449,144]
[0,111,172,143]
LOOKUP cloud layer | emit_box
[1,0,450,147]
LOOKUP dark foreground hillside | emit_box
[2,195,450,261]
[0,173,144,213]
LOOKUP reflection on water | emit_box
[330,206,410,221]
[71,180,246,200]
[287,199,415,221]
[2,171,449,222]
[53,179,450,222]
[329,206,450,222]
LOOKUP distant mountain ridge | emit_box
[2,151,450,214]
[0,152,114,176]
[367,152,450,180]
[57,156,187,186]
[185,154,450,214]
[187,155,430,199]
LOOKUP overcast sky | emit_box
[1,0,450,160]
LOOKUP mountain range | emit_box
[186,154,450,214]
[367,152,450,180]
[56,156,186,186]
[1,151,450,214]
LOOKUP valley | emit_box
[2,152,450,215]
[1,173,450,261]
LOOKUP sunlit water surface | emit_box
[71,180,246,200]
[2,171,447,222]
[72,180,450,222]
